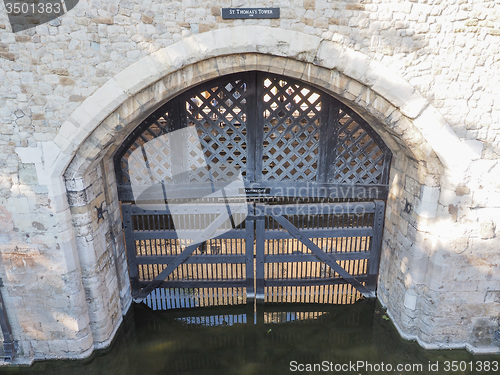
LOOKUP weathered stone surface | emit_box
[0,0,499,365]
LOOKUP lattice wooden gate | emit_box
[115,72,392,309]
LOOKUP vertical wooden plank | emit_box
[253,72,266,183]
[382,151,393,187]
[366,200,386,296]
[0,284,15,361]
[242,72,258,183]
[322,100,341,183]
[255,217,266,303]
[122,204,141,297]
[245,204,255,302]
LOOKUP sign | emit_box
[222,8,280,19]
[240,187,272,195]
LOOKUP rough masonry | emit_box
[0,0,498,364]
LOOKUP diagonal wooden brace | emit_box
[134,205,246,302]
[270,213,374,298]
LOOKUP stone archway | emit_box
[20,26,481,356]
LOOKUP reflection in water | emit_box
[2,300,499,375]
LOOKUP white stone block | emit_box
[115,55,162,95]
[41,141,62,170]
[399,92,429,119]
[187,30,218,58]
[413,106,475,173]
[52,210,73,233]
[60,239,80,274]
[336,47,371,84]
[315,41,342,69]
[416,186,440,218]
[421,185,441,203]
[52,132,73,154]
[150,47,173,72]
[65,177,86,192]
[409,262,428,285]
[163,41,189,69]
[255,27,292,57]
[33,163,48,186]
[438,187,459,206]
[232,26,259,54]
[55,120,88,152]
[288,30,321,61]
[15,146,42,164]
[69,78,128,135]
[461,139,484,161]
[7,197,30,214]
[369,60,415,108]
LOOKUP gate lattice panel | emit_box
[186,77,249,182]
[333,108,387,184]
[259,75,322,181]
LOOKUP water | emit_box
[1,300,499,375]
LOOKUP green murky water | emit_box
[1,300,499,375]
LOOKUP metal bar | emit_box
[255,218,265,302]
[320,100,339,182]
[245,206,255,300]
[264,252,370,263]
[245,72,258,183]
[263,227,373,239]
[134,255,247,265]
[121,204,141,293]
[366,200,386,295]
[129,202,250,216]
[131,229,247,240]
[117,183,389,202]
[137,280,247,288]
[0,282,15,362]
[269,212,374,297]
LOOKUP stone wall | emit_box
[0,0,498,364]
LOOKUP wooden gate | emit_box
[122,199,385,308]
[115,72,392,308]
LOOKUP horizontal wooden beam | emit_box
[135,254,246,265]
[264,275,369,287]
[118,182,388,202]
[131,229,247,240]
[263,227,373,239]
[137,279,247,289]
[264,251,370,263]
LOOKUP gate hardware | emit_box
[0,283,15,361]
[403,198,412,214]
[95,202,108,223]
[495,330,500,342]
